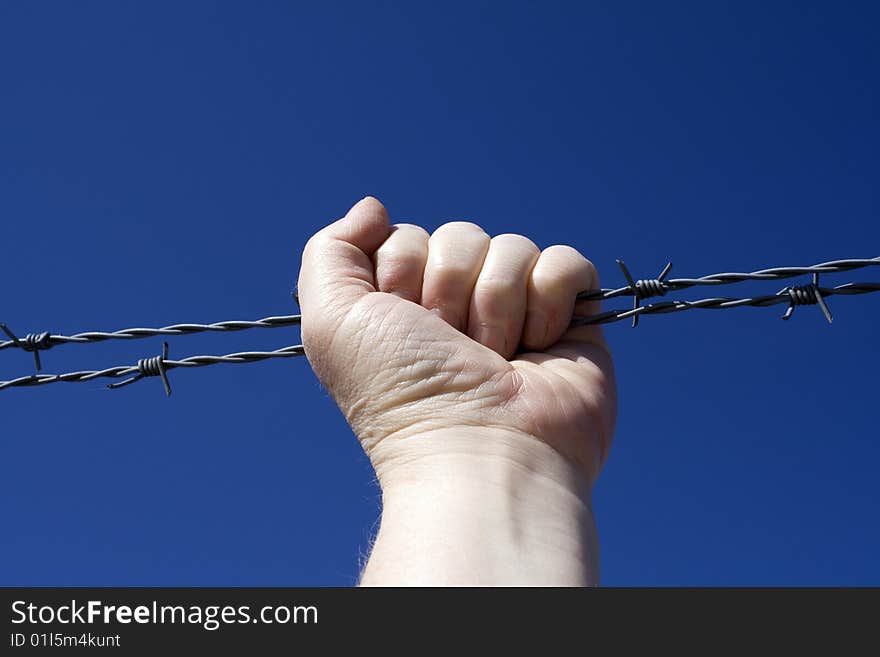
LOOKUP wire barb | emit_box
[616,260,673,327]
[0,344,306,392]
[568,282,879,327]
[577,255,880,302]
[0,256,878,395]
[781,273,833,323]
[107,342,173,396]
[0,323,53,371]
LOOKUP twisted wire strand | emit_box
[576,256,880,301]
[2,257,877,357]
[0,345,306,391]
[571,282,880,326]
[0,315,302,352]
[1,282,877,392]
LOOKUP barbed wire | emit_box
[1,255,878,394]
[0,314,301,359]
[0,344,305,394]
[571,282,880,326]
[4,255,877,359]
[575,256,880,301]
[575,256,880,327]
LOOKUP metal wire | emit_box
[575,256,880,301]
[3,255,876,356]
[571,282,880,326]
[0,314,301,352]
[0,345,305,391]
[1,256,878,394]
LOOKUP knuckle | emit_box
[391,223,430,238]
[542,244,583,260]
[491,233,539,254]
[538,245,598,284]
[377,257,421,285]
[432,221,489,238]
[374,228,428,268]
[374,241,422,264]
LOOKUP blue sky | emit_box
[1,1,878,585]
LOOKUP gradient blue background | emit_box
[2,1,878,585]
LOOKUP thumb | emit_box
[297,196,391,330]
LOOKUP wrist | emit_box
[360,428,600,586]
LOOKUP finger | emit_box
[466,233,540,358]
[297,196,391,331]
[372,223,430,303]
[522,245,605,351]
[420,221,491,331]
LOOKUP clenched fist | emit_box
[297,197,618,585]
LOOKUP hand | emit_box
[297,197,616,487]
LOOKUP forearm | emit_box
[359,429,600,586]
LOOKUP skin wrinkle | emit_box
[331,295,411,435]
[372,354,523,456]
[359,308,609,474]
[347,296,511,451]
[375,233,428,298]
[367,384,508,453]
[506,363,606,478]
[298,198,615,585]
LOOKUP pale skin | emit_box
[297,197,617,586]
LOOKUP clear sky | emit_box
[1,1,878,586]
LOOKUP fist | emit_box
[297,198,617,485]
